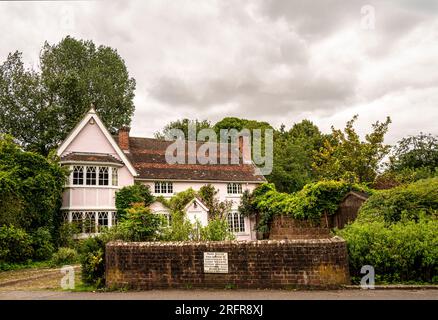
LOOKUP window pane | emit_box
[72,212,83,233]
[111,212,117,226]
[112,168,118,186]
[73,166,83,185]
[98,212,109,232]
[239,213,245,232]
[99,167,109,185]
[84,212,96,233]
[86,167,96,185]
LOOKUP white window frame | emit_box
[154,181,173,194]
[111,167,118,186]
[86,166,97,185]
[72,166,84,185]
[227,211,246,233]
[98,166,109,186]
[227,183,242,194]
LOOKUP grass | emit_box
[0,260,52,272]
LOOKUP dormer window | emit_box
[227,183,242,194]
[154,181,173,194]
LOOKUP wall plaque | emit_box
[203,252,228,273]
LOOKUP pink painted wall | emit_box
[63,120,121,160]
[61,118,134,210]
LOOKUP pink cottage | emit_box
[56,108,266,240]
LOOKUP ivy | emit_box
[249,180,372,232]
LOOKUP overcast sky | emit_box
[1,0,437,144]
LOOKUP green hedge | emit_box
[337,218,438,284]
[357,177,438,224]
[0,225,33,263]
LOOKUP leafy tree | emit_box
[115,183,154,220]
[198,184,232,219]
[268,120,325,193]
[389,133,438,171]
[313,115,391,183]
[0,134,67,232]
[154,119,212,140]
[0,36,136,155]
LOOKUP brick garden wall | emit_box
[105,238,350,290]
[269,215,331,240]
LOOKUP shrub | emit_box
[117,204,165,241]
[337,218,438,284]
[200,218,235,241]
[0,225,33,263]
[357,177,438,224]
[161,211,197,241]
[115,183,154,220]
[57,222,79,249]
[51,247,78,266]
[31,227,54,261]
[79,236,106,287]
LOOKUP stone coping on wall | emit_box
[106,236,346,248]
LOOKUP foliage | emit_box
[51,247,79,266]
[213,117,272,137]
[389,133,438,172]
[115,204,165,242]
[250,181,371,233]
[313,115,391,183]
[57,222,79,249]
[200,218,235,241]
[161,212,234,241]
[337,218,438,284]
[0,225,33,263]
[160,211,199,241]
[79,235,106,287]
[166,188,196,212]
[268,120,325,193]
[0,36,136,155]
[373,167,438,192]
[356,177,438,225]
[154,118,212,140]
[238,190,255,217]
[115,183,154,220]
[31,227,55,261]
[198,184,232,219]
[0,134,68,232]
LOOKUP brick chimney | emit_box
[118,127,130,152]
[238,134,252,164]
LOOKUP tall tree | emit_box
[312,115,391,183]
[389,133,438,171]
[268,120,325,193]
[0,36,136,155]
[154,118,211,140]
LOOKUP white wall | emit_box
[141,180,260,240]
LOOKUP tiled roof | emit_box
[61,152,123,165]
[115,136,266,182]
